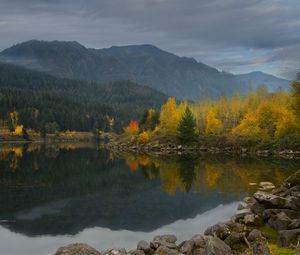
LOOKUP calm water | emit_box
[0,143,299,255]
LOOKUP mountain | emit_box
[0,40,291,99]
[0,62,167,132]
[236,71,290,92]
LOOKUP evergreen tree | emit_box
[291,72,300,123]
[177,106,198,143]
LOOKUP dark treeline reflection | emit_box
[0,143,299,237]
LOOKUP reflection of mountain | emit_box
[0,145,299,237]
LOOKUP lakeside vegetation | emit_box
[117,76,300,150]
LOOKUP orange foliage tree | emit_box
[124,120,139,135]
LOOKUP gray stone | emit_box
[248,229,262,242]
[225,221,245,233]
[180,240,194,255]
[137,241,152,254]
[192,248,205,255]
[289,218,300,229]
[263,209,300,220]
[224,232,244,247]
[128,249,145,255]
[153,235,177,244]
[243,214,263,226]
[254,191,292,209]
[154,246,178,255]
[54,243,102,255]
[204,223,231,240]
[151,241,177,250]
[278,228,300,247]
[251,239,270,255]
[191,235,206,248]
[268,212,292,230]
[204,236,232,255]
[250,201,265,215]
[104,249,126,255]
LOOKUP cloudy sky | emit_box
[0,0,299,79]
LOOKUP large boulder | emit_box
[204,223,231,240]
[54,243,102,255]
[153,235,177,244]
[278,228,300,247]
[268,212,292,230]
[204,236,232,255]
[180,240,194,255]
[137,241,153,254]
[154,246,178,255]
[262,209,300,220]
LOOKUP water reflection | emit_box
[0,143,299,251]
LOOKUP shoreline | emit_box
[105,142,300,160]
[54,169,300,255]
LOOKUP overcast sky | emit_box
[0,0,299,79]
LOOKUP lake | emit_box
[0,143,299,255]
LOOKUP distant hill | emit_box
[0,62,167,132]
[235,71,290,92]
[0,40,291,99]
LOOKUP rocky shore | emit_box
[105,141,300,160]
[54,170,300,255]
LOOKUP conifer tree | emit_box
[177,106,198,143]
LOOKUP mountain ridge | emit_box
[0,40,291,99]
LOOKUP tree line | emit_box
[123,74,300,147]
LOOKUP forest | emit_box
[122,75,300,149]
[0,63,167,134]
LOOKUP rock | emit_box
[151,240,177,250]
[251,239,270,255]
[253,191,291,209]
[282,170,300,189]
[232,208,252,222]
[250,201,265,215]
[243,214,263,226]
[154,246,178,255]
[192,248,205,255]
[259,182,275,192]
[104,249,126,255]
[237,202,247,210]
[191,235,206,248]
[289,218,300,229]
[54,243,102,255]
[204,236,232,255]
[204,223,231,240]
[224,232,244,247]
[263,209,300,220]
[244,196,256,205]
[247,229,262,242]
[128,250,145,255]
[268,212,292,230]
[153,235,177,244]
[180,240,194,255]
[137,241,152,254]
[284,196,300,210]
[278,228,300,247]
[225,221,245,233]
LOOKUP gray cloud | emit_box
[0,0,299,79]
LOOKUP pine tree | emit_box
[291,73,300,123]
[177,106,198,143]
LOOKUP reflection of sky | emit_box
[0,202,239,255]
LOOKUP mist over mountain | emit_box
[0,40,291,99]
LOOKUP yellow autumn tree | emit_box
[138,131,150,144]
[205,110,223,135]
[232,112,266,140]
[159,98,186,135]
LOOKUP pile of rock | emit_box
[54,170,300,255]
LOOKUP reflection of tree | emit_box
[121,152,300,196]
[177,156,197,192]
